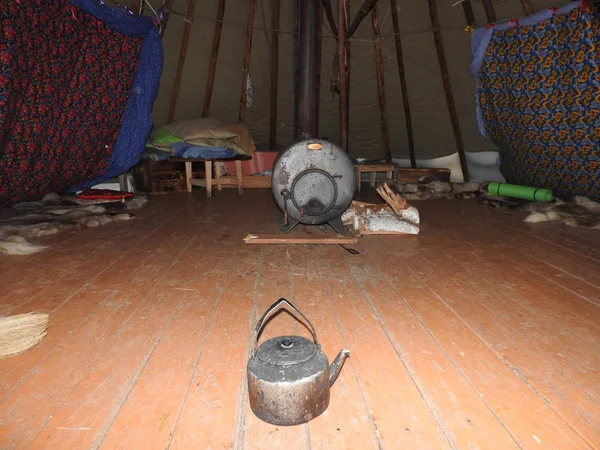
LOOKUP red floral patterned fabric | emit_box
[0,0,142,207]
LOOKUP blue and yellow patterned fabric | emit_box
[470,1,599,200]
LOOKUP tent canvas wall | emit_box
[148,0,560,164]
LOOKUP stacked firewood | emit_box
[375,183,409,213]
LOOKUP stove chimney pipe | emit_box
[296,0,319,140]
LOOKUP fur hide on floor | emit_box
[475,192,600,230]
[385,179,600,231]
[0,193,147,256]
[519,196,600,229]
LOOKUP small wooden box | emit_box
[132,159,200,195]
[396,168,451,183]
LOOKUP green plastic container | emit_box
[487,182,552,202]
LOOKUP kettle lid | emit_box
[252,298,321,367]
[257,335,317,366]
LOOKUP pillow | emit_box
[164,117,238,141]
[186,137,247,155]
[224,123,256,155]
[150,127,182,146]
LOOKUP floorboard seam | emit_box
[0,223,182,404]
[344,259,457,450]
[232,245,263,450]
[2,206,170,315]
[319,249,385,450]
[506,253,600,305]
[94,291,189,449]
[23,230,195,447]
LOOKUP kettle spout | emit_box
[329,350,350,386]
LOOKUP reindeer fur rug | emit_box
[519,196,600,229]
[0,193,147,256]
[386,178,600,231]
[389,179,485,201]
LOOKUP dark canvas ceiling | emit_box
[150,0,561,160]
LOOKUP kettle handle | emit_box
[254,298,319,347]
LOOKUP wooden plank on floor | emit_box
[166,193,269,449]
[505,223,600,263]
[290,245,382,449]
[0,229,195,447]
[313,244,451,448]
[165,249,261,448]
[419,210,600,330]
[96,284,223,449]
[430,242,600,359]
[421,200,600,303]
[98,194,271,449]
[33,228,233,448]
[2,192,598,449]
[244,234,358,245]
[0,200,167,305]
[341,243,521,449]
[500,234,600,290]
[473,250,600,328]
[415,226,600,445]
[356,238,589,449]
[0,207,175,318]
[500,250,600,304]
[240,245,309,450]
[29,287,189,448]
[432,203,600,326]
[356,225,586,448]
[99,268,249,448]
[497,206,600,254]
[0,214,183,400]
[420,253,600,444]
[0,200,170,317]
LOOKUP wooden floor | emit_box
[0,189,599,449]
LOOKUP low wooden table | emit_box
[355,164,395,192]
[171,155,252,198]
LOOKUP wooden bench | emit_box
[355,164,396,192]
[171,155,252,198]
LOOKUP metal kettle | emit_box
[247,298,350,426]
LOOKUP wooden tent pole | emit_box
[461,0,476,29]
[389,0,416,168]
[427,0,469,181]
[202,0,226,117]
[520,0,534,15]
[131,0,142,14]
[269,0,280,148]
[337,0,348,152]
[321,0,338,36]
[371,5,391,163]
[167,0,196,123]
[239,0,257,122]
[315,1,323,137]
[481,0,497,23]
[346,0,379,40]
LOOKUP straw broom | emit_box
[0,312,49,358]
